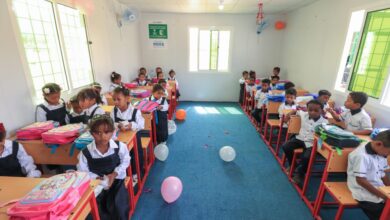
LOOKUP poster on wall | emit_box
[148,22,168,49]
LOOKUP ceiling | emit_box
[117,0,318,14]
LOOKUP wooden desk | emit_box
[0,177,100,220]
[101,105,114,114]
[296,88,309,96]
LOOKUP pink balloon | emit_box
[161,176,183,203]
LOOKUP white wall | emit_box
[138,13,286,102]
[0,0,140,132]
[282,0,390,127]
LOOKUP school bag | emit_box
[16,121,56,140]
[130,89,151,98]
[266,94,285,102]
[370,128,389,139]
[41,124,85,145]
[135,100,160,113]
[275,83,285,90]
[123,82,138,89]
[314,124,361,148]
[7,171,90,220]
[73,131,93,150]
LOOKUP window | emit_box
[189,27,231,72]
[12,0,93,101]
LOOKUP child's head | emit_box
[156,67,162,74]
[273,67,280,76]
[284,82,295,90]
[285,88,297,104]
[371,130,390,157]
[248,76,255,85]
[157,71,164,80]
[158,79,167,88]
[261,79,271,91]
[249,70,256,78]
[169,69,176,78]
[77,88,102,109]
[242,71,249,79]
[139,67,146,75]
[306,99,323,119]
[152,84,165,100]
[138,72,146,81]
[90,82,102,94]
[70,95,83,114]
[110,72,122,84]
[271,75,280,85]
[318,90,332,105]
[89,115,115,146]
[42,83,61,105]
[344,92,368,110]
[0,123,6,143]
[112,87,130,109]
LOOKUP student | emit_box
[157,71,165,80]
[317,90,332,110]
[347,130,390,220]
[279,88,297,120]
[0,123,41,177]
[77,115,130,220]
[158,79,169,97]
[109,72,122,92]
[36,83,68,126]
[284,82,295,91]
[271,75,280,90]
[271,66,280,78]
[239,71,249,105]
[110,87,145,181]
[282,99,328,185]
[327,91,372,135]
[91,82,108,105]
[145,84,169,144]
[139,67,150,80]
[168,69,181,99]
[251,79,271,124]
[135,72,148,86]
[68,95,86,124]
[77,88,105,123]
[155,67,163,76]
[249,70,256,79]
[245,77,256,97]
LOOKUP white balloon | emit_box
[154,144,169,161]
[219,146,236,162]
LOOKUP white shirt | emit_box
[341,109,372,132]
[137,80,148,86]
[163,89,169,97]
[101,95,108,105]
[36,100,69,123]
[77,139,130,180]
[0,140,41,177]
[278,102,297,118]
[255,90,271,109]
[296,111,328,148]
[109,83,121,92]
[347,143,389,203]
[145,96,169,112]
[239,77,246,84]
[245,84,256,97]
[83,103,105,119]
[110,105,145,131]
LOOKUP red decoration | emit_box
[275,21,286,30]
[256,2,264,24]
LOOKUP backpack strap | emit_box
[38,104,50,113]
[114,141,120,155]
[161,97,166,105]
[89,106,99,119]
[12,141,19,157]
[82,148,93,161]
[113,107,122,122]
[130,108,138,122]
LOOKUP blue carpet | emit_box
[132,102,366,220]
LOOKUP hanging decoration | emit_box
[71,0,95,15]
[256,2,268,35]
[275,21,286,30]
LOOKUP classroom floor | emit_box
[132,102,368,220]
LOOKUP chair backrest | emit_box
[271,90,284,95]
[287,115,301,135]
[105,93,115,105]
[168,81,176,92]
[296,88,309,97]
[142,113,153,131]
[267,101,282,114]
[326,148,353,173]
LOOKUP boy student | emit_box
[317,90,332,110]
[327,91,372,135]
[271,75,280,90]
[282,99,328,185]
[245,77,256,97]
[239,71,249,104]
[347,130,390,220]
[251,79,271,124]
[271,67,280,78]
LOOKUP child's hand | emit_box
[326,108,334,114]
[107,172,118,187]
[157,105,163,110]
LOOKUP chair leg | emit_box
[313,183,327,217]
[289,152,299,178]
[276,126,283,154]
[268,126,274,147]
[335,205,345,220]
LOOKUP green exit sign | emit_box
[149,24,168,39]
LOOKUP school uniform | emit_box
[101,94,108,105]
[0,140,41,177]
[77,139,130,220]
[347,142,388,220]
[251,89,270,123]
[68,111,86,124]
[282,111,328,176]
[109,83,121,92]
[145,96,169,143]
[278,102,297,127]
[36,100,68,125]
[82,104,105,123]
[245,83,256,97]
[239,77,246,104]
[341,109,373,132]
[136,79,148,86]
[167,77,180,98]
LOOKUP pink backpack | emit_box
[41,124,85,145]
[7,172,90,220]
[130,89,151,98]
[16,121,55,140]
[123,82,137,89]
[136,100,159,113]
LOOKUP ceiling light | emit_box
[218,4,224,10]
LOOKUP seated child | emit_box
[109,72,122,92]
[168,69,180,99]
[347,130,390,220]
[271,75,280,90]
[239,71,249,105]
[157,71,165,81]
[135,72,149,86]
[249,70,256,79]
[36,83,68,126]
[158,79,169,97]
[145,84,169,144]
[284,82,295,90]
[317,90,332,110]
[271,66,280,78]
[251,79,271,124]
[91,82,108,105]
[245,77,256,97]
[327,91,372,135]
[68,95,86,124]
[139,67,150,81]
[279,88,297,126]
[78,88,105,124]
[0,123,41,177]
[282,100,328,185]
[155,67,163,76]
[77,115,130,220]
